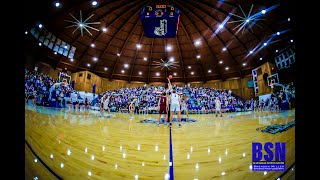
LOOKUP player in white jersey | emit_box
[254,100,258,112]
[165,77,173,123]
[104,95,111,114]
[129,97,137,119]
[168,89,182,128]
[181,100,189,118]
[214,97,223,117]
[100,94,106,116]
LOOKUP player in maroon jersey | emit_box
[157,91,169,126]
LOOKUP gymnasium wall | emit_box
[71,71,147,94]
[70,71,188,94]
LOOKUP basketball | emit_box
[169,75,172,79]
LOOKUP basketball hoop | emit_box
[267,73,279,90]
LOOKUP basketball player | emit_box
[32,90,37,106]
[181,100,189,118]
[100,94,106,116]
[201,106,206,114]
[268,97,273,111]
[134,97,140,115]
[165,77,173,92]
[214,97,222,117]
[67,98,72,110]
[83,97,88,111]
[75,97,80,111]
[104,95,111,114]
[87,99,92,110]
[129,97,137,119]
[166,77,173,123]
[168,88,182,128]
[260,99,265,111]
[157,91,168,126]
[254,100,259,112]
[274,96,280,111]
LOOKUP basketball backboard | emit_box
[267,73,279,87]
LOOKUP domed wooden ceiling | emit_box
[24,0,295,83]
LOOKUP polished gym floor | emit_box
[25,105,295,180]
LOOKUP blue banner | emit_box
[92,84,96,94]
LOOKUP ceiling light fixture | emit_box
[64,10,101,36]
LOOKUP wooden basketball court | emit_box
[25,106,295,180]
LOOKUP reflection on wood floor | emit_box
[25,106,295,180]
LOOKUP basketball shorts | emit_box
[170,103,180,112]
[159,104,167,114]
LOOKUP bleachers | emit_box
[25,68,294,114]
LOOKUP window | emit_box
[28,26,76,59]
[34,29,40,39]
[30,27,36,35]
[48,35,56,49]
[79,73,83,77]
[38,28,47,43]
[68,46,76,59]
[53,38,61,52]
[43,32,52,46]
[58,41,66,55]
[87,73,91,80]
[63,44,70,56]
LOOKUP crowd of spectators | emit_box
[25,68,91,109]
[25,68,294,113]
[25,68,55,106]
[95,85,255,114]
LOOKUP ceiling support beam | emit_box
[109,14,142,80]
[56,0,144,69]
[186,0,272,65]
[179,20,207,83]
[129,31,144,83]
[92,1,149,73]
[147,38,154,84]
[176,0,242,77]
[44,0,119,30]
[175,36,187,83]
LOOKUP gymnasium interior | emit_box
[24,0,295,179]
